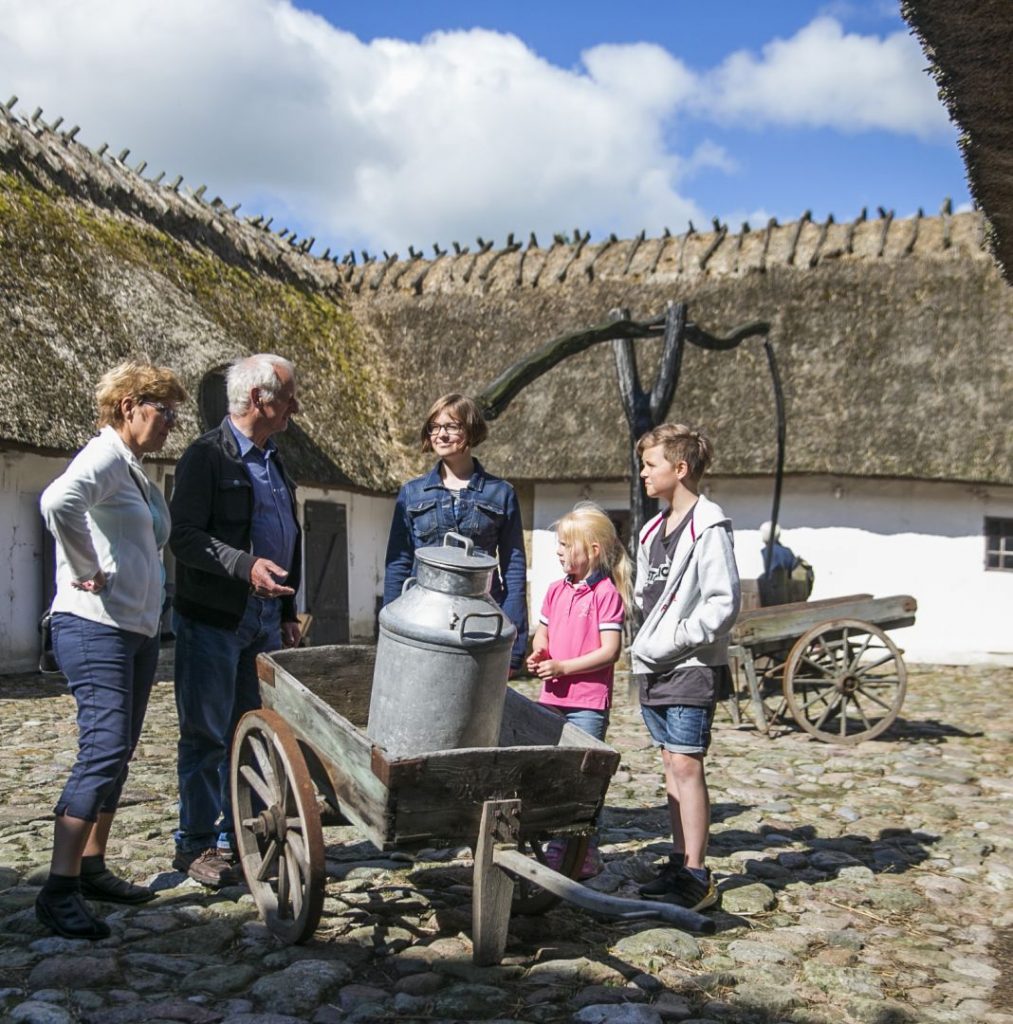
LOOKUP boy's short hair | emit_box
[636,423,713,482]
[420,393,488,451]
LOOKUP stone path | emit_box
[1,656,1010,1024]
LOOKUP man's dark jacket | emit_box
[170,418,301,629]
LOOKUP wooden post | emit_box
[472,798,521,966]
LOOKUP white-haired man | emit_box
[169,354,302,886]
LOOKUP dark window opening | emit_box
[198,368,229,431]
[985,517,1013,571]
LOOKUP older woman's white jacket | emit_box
[41,426,169,637]
[630,494,741,674]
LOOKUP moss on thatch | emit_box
[0,163,409,490]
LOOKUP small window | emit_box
[985,517,1013,571]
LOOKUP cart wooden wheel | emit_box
[231,709,326,943]
[511,834,590,916]
[783,618,907,745]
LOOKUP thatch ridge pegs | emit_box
[785,210,812,266]
[623,229,646,276]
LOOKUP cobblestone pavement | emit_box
[1,655,1010,1024]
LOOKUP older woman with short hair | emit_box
[384,393,528,671]
[37,360,186,939]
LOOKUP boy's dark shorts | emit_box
[641,702,715,755]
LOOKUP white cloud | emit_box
[0,4,954,253]
[694,16,952,140]
[0,0,703,252]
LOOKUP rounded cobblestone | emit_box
[0,661,1009,1021]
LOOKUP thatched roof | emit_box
[902,0,1013,282]
[0,104,410,491]
[349,211,1013,487]
[2,99,1010,492]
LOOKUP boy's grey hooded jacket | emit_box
[630,494,741,674]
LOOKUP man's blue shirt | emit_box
[227,419,297,572]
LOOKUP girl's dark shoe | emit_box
[79,868,155,904]
[35,889,111,940]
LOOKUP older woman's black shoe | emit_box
[79,868,155,904]
[35,889,111,940]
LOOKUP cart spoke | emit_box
[248,735,278,799]
[277,850,290,917]
[845,631,873,672]
[814,693,844,731]
[266,746,289,813]
[798,688,835,713]
[799,653,836,678]
[239,764,275,808]
[853,651,896,675]
[857,687,896,711]
[850,693,873,730]
[256,839,279,882]
[286,828,307,865]
[286,852,303,918]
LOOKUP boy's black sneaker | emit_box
[640,864,718,911]
[637,854,685,898]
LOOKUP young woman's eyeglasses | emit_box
[427,422,464,437]
[141,400,179,426]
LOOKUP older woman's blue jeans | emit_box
[51,612,159,821]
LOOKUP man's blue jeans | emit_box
[173,596,281,853]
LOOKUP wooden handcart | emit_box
[727,593,917,745]
[230,645,714,964]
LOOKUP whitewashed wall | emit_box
[0,450,68,672]
[531,476,1013,666]
[0,447,396,673]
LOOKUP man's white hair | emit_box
[226,354,294,415]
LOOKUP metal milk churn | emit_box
[367,533,516,757]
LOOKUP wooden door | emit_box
[304,500,350,644]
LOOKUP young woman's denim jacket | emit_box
[383,459,528,668]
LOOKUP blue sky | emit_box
[0,0,969,257]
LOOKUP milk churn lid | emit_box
[415,532,498,572]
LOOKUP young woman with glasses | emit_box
[383,393,528,673]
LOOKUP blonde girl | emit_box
[526,502,631,876]
[528,501,633,733]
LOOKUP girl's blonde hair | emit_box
[553,501,633,611]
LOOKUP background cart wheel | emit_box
[511,834,589,916]
[783,618,907,745]
[231,709,326,943]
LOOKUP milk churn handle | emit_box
[443,532,475,556]
[459,611,503,645]
[401,577,418,595]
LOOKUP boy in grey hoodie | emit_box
[631,424,740,910]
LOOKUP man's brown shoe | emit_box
[176,848,241,889]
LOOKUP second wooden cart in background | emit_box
[727,593,917,745]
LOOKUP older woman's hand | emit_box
[72,569,107,593]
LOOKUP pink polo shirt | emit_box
[537,573,625,710]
